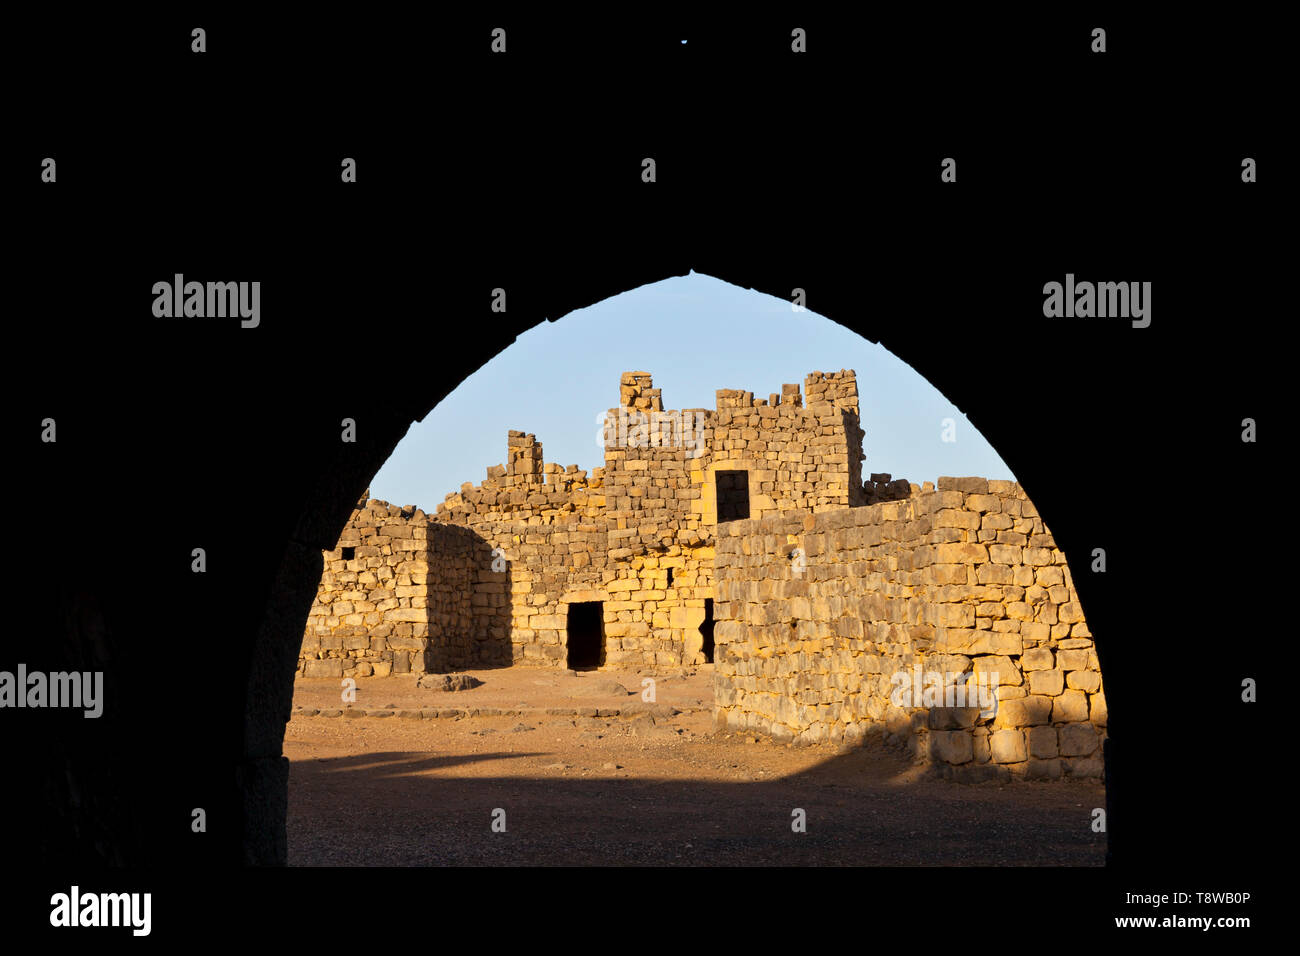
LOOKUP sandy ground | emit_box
[285,667,1107,866]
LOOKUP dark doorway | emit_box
[566,601,604,669]
[716,470,750,522]
[700,598,715,664]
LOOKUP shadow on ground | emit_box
[288,743,1106,866]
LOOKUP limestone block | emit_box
[386,608,428,623]
[924,564,967,587]
[1020,622,1051,643]
[1057,648,1090,671]
[1027,669,1064,697]
[976,563,1014,585]
[1006,602,1034,622]
[990,729,1027,764]
[1034,566,1064,587]
[1090,690,1108,726]
[1021,646,1054,671]
[988,545,1022,565]
[981,512,1014,531]
[934,509,981,530]
[993,695,1052,727]
[969,631,1022,656]
[965,494,1001,514]
[1052,689,1089,723]
[1058,602,1086,624]
[973,655,1021,685]
[387,634,428,651]
[934,543,988,565]
[1066,670,1101,692]
[937,604,976,628]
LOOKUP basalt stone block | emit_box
[1059,722,1100,756]
[1063,755,1104,779]
[1026,758,1062,780]
[937,477,988,495]
[1027,725,1059,759]
[928,705,981,730]
[947,762,1010,783]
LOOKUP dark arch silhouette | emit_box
[18,236,1266,875]
[236,265,1130,865]
[7,11,1275,938]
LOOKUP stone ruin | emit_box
[298,370,1106,781]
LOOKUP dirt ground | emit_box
[285,666,1107,866]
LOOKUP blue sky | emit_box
[369,273,1014,511]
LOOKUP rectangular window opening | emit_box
[715,470,750,522]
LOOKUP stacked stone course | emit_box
[711,477,1105,780]
[422,369,867,668]
[299,492,504,677]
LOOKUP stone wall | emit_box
[296,369,1109,783]
[711,478,1106,781]
[295,372,1107,785]
[418,369,870,668]
[297,493,507,677]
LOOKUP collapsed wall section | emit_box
[298,494,504,677]
[434,430,609,665]
[707,369,866,519]
[712,478,1106,781]
[600,372,714,664]
[299,368,890,673]
[423,368,870,668]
